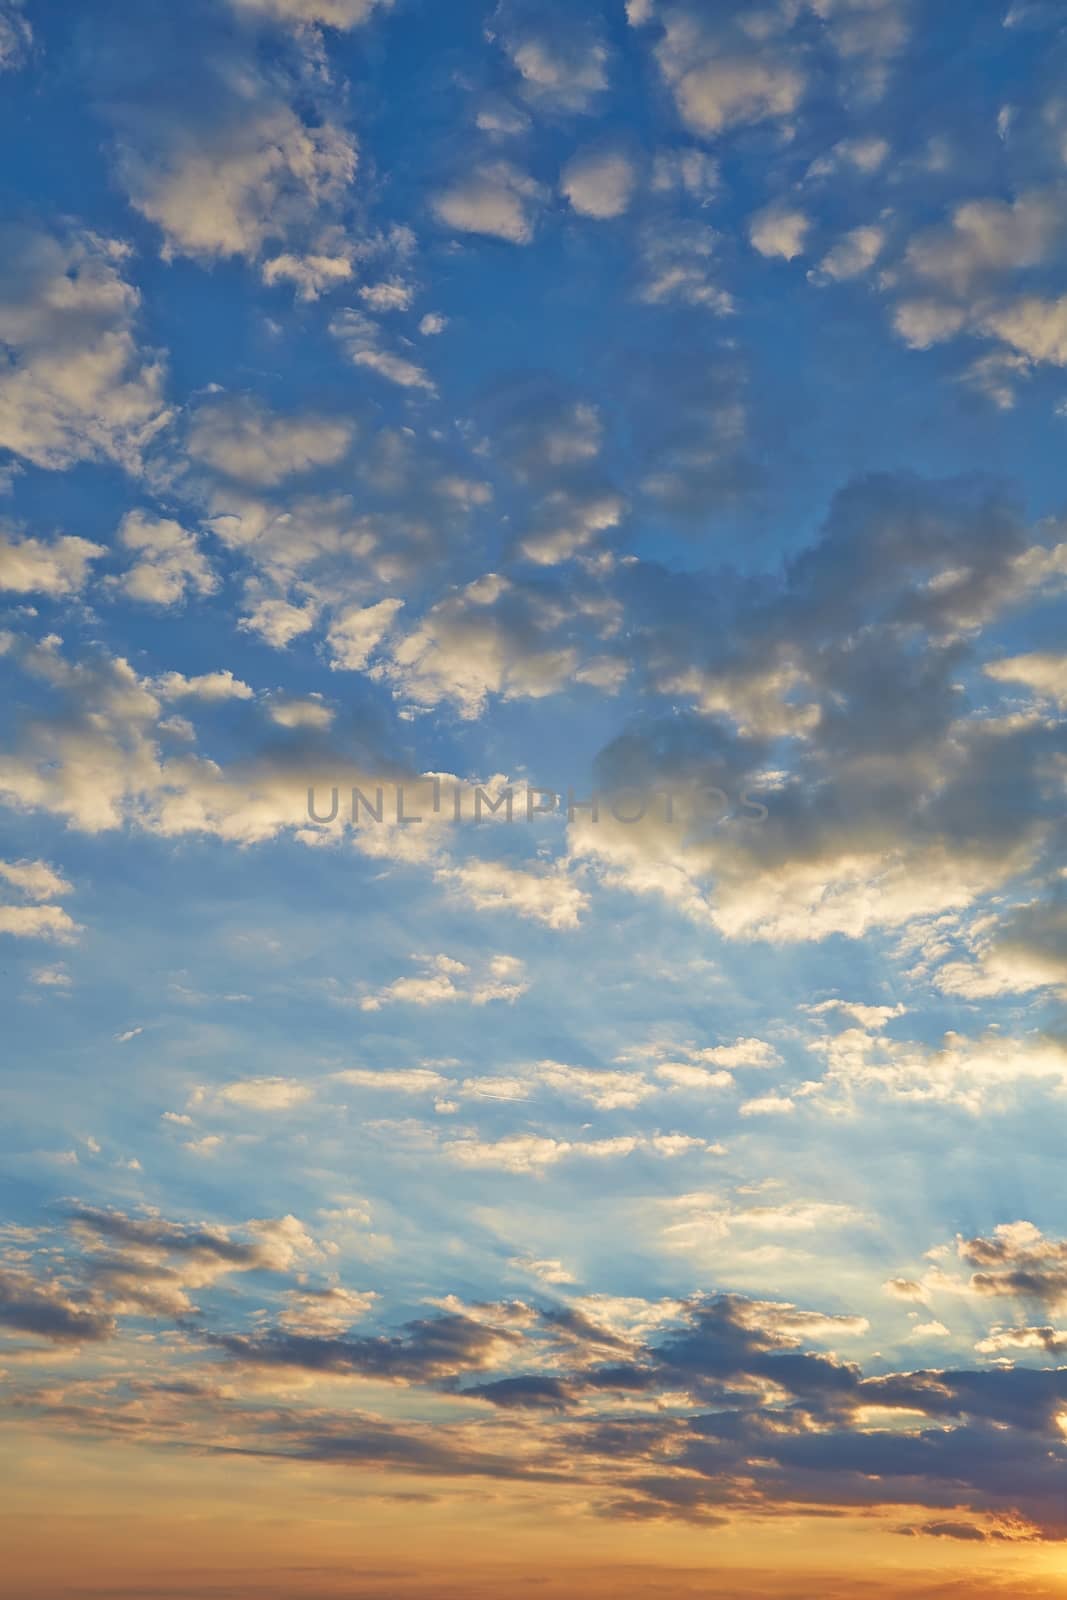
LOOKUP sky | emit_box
[2,0,1067,1595]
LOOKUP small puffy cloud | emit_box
[655,14,805,136]
[0,858,79,942]
[639,222,733,314]
[239,595,319,648]
[0,531,105,597]
[330,311,435,390]
[360,952,528,1011]
[436,859,589,929]
[0,859,72,901]
[519,488,625,565]
[749,205,810,261]
[815,224,885,281]
[261,232,356,300]
[509,1256,576,1284]
[268,696,334,730]
[0,226,168,472]
[188,399,352,486]
[561,150,636,219]
[739,1094,796,1117]
[378,573,582,718]
[193,1077,314,1111]
[906,192,1067,295]
[0,904,80,941]
[277,1285,377,1336]
[892,299,968,349]
[432,163,545,245]
[497,2,609,113]
[116,94,356,263]
[981,295,1067,367]
[419,312,448,336]
[807,136,891,177]
[117,511,216,606]
[31,963,72,988]
[651,148,719,201]
[156,669,254,702]
[985,651,1067,706]
[359,279,413,312]
[326,597,404,671]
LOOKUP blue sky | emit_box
[2,0,1067,1592]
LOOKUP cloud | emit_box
[0,904,81,941]
[155,669,254,702]
[561,150,636,219]
[193,1077,315,1112]
[905,192,1067,296]
[436,859,589,930]
[239,595,319,648]
[0,225,168,471]
[329,311,436,390]
[226,0,390,25]
[326,597,405,671]
[0,1266,114,1344]
[0,859,73,902]
[0,531,105,596]
[268,696,334,730]
[188,399,353,486]
[749,206,810,261]
[108,49,357,263]
[814,224,886,281]
[116,510,216,605]
[496,1,609,113]
[0,3,31,71]
[0,857,80,942]
[986,651,1067,707]
[432,163,545,245]
[654,12,805,137]
[360,953,528,1011]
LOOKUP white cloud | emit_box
[0,859,72,901]
[359,280,413,312]
[117,511,216,606]
[188,399,352,486]
[436,859,589,930]
[419,313,448,336]
[432,163,545,245]
[156,670,254,702]
[268,697,334,730]
[117,101,356,263]
[0,858,79,943]
[739,1094,796,1117]
[892,299,968,349]
[227,0,390,25]
[0,226,168,472]
[0,532,105,596]
[238,595,319,648]
[330,311,435,390]
[193,1077,314,1111]
[327,597,404,671]
[815,224,885,281]
[985,651,1067,706]
[981,295,1067,367]
[500,13,609,113]
[360,953,528,1012]
[655,15,805,136]
[561,150,636,220]
[749,205,810,261]
[335,1067,450,1094]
